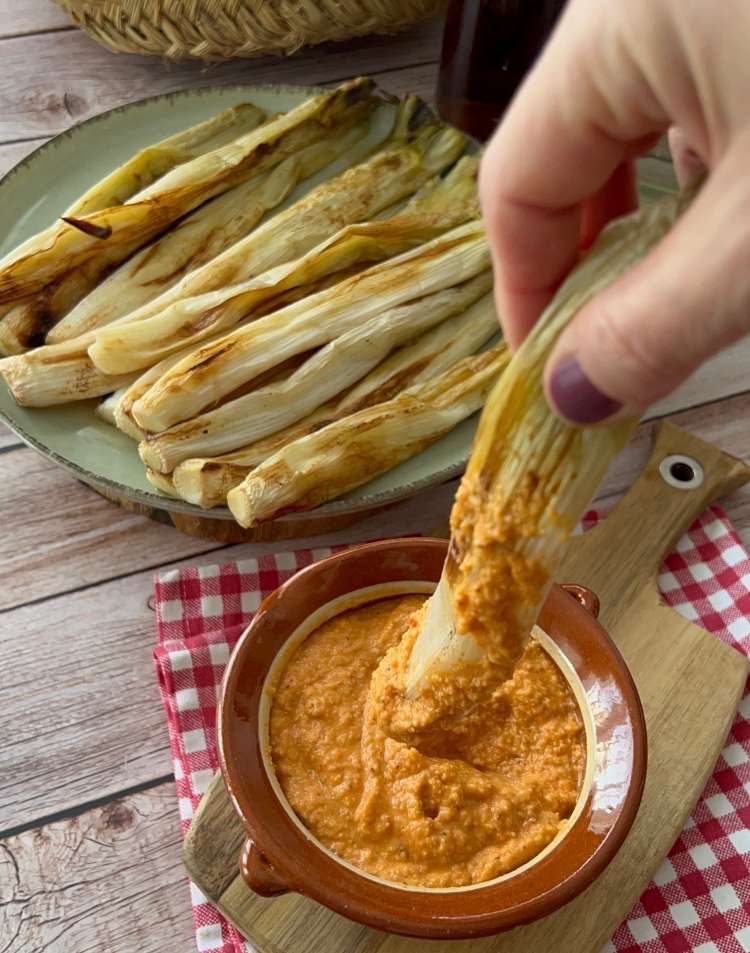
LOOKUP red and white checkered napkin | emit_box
[153,508,750,953]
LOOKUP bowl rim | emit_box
[218,537,647,938]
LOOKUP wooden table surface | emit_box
[1,2,749,950]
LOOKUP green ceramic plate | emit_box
[0,85,673,526]
[0,84,490,524]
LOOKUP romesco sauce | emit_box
[269,594,585,888]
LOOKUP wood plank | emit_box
[2,394,747,831]
[359,60,437,102]
[0,70,435,183]
[0,479,459,830]
[0,443,456,613]
[0,137,47,177]
[0,70,436,181]
[0,782,195,953]
[0,564,175,831]
[0,77,669,182]
[3,64,668,177]
[1,377,748,613]
[0,20,442,142]
[0,446,225,611]
[649,336,750,418]
[0,0,72,39]
[0,421,22,450]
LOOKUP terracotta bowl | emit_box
[218,538,647,939]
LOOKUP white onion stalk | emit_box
[171,293,500,508]
[139,271,491,473]
[0,78,377,304]
[132,220,489,434]
[0,102,267,354]
[226,344,511,528]
[46,123,368,344]
[87,118,469,375]
[403,185,699,702]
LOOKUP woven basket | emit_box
[53,0,445,61]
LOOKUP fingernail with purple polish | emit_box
[548,356,622,425]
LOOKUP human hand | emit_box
[479,0,750,424]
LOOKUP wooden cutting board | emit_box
[183,421,750,953]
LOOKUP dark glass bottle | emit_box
[437,0,567,141]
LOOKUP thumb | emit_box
[544,140,750,425]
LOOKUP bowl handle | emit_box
[240,839,291,897]
[560,583,600,618]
